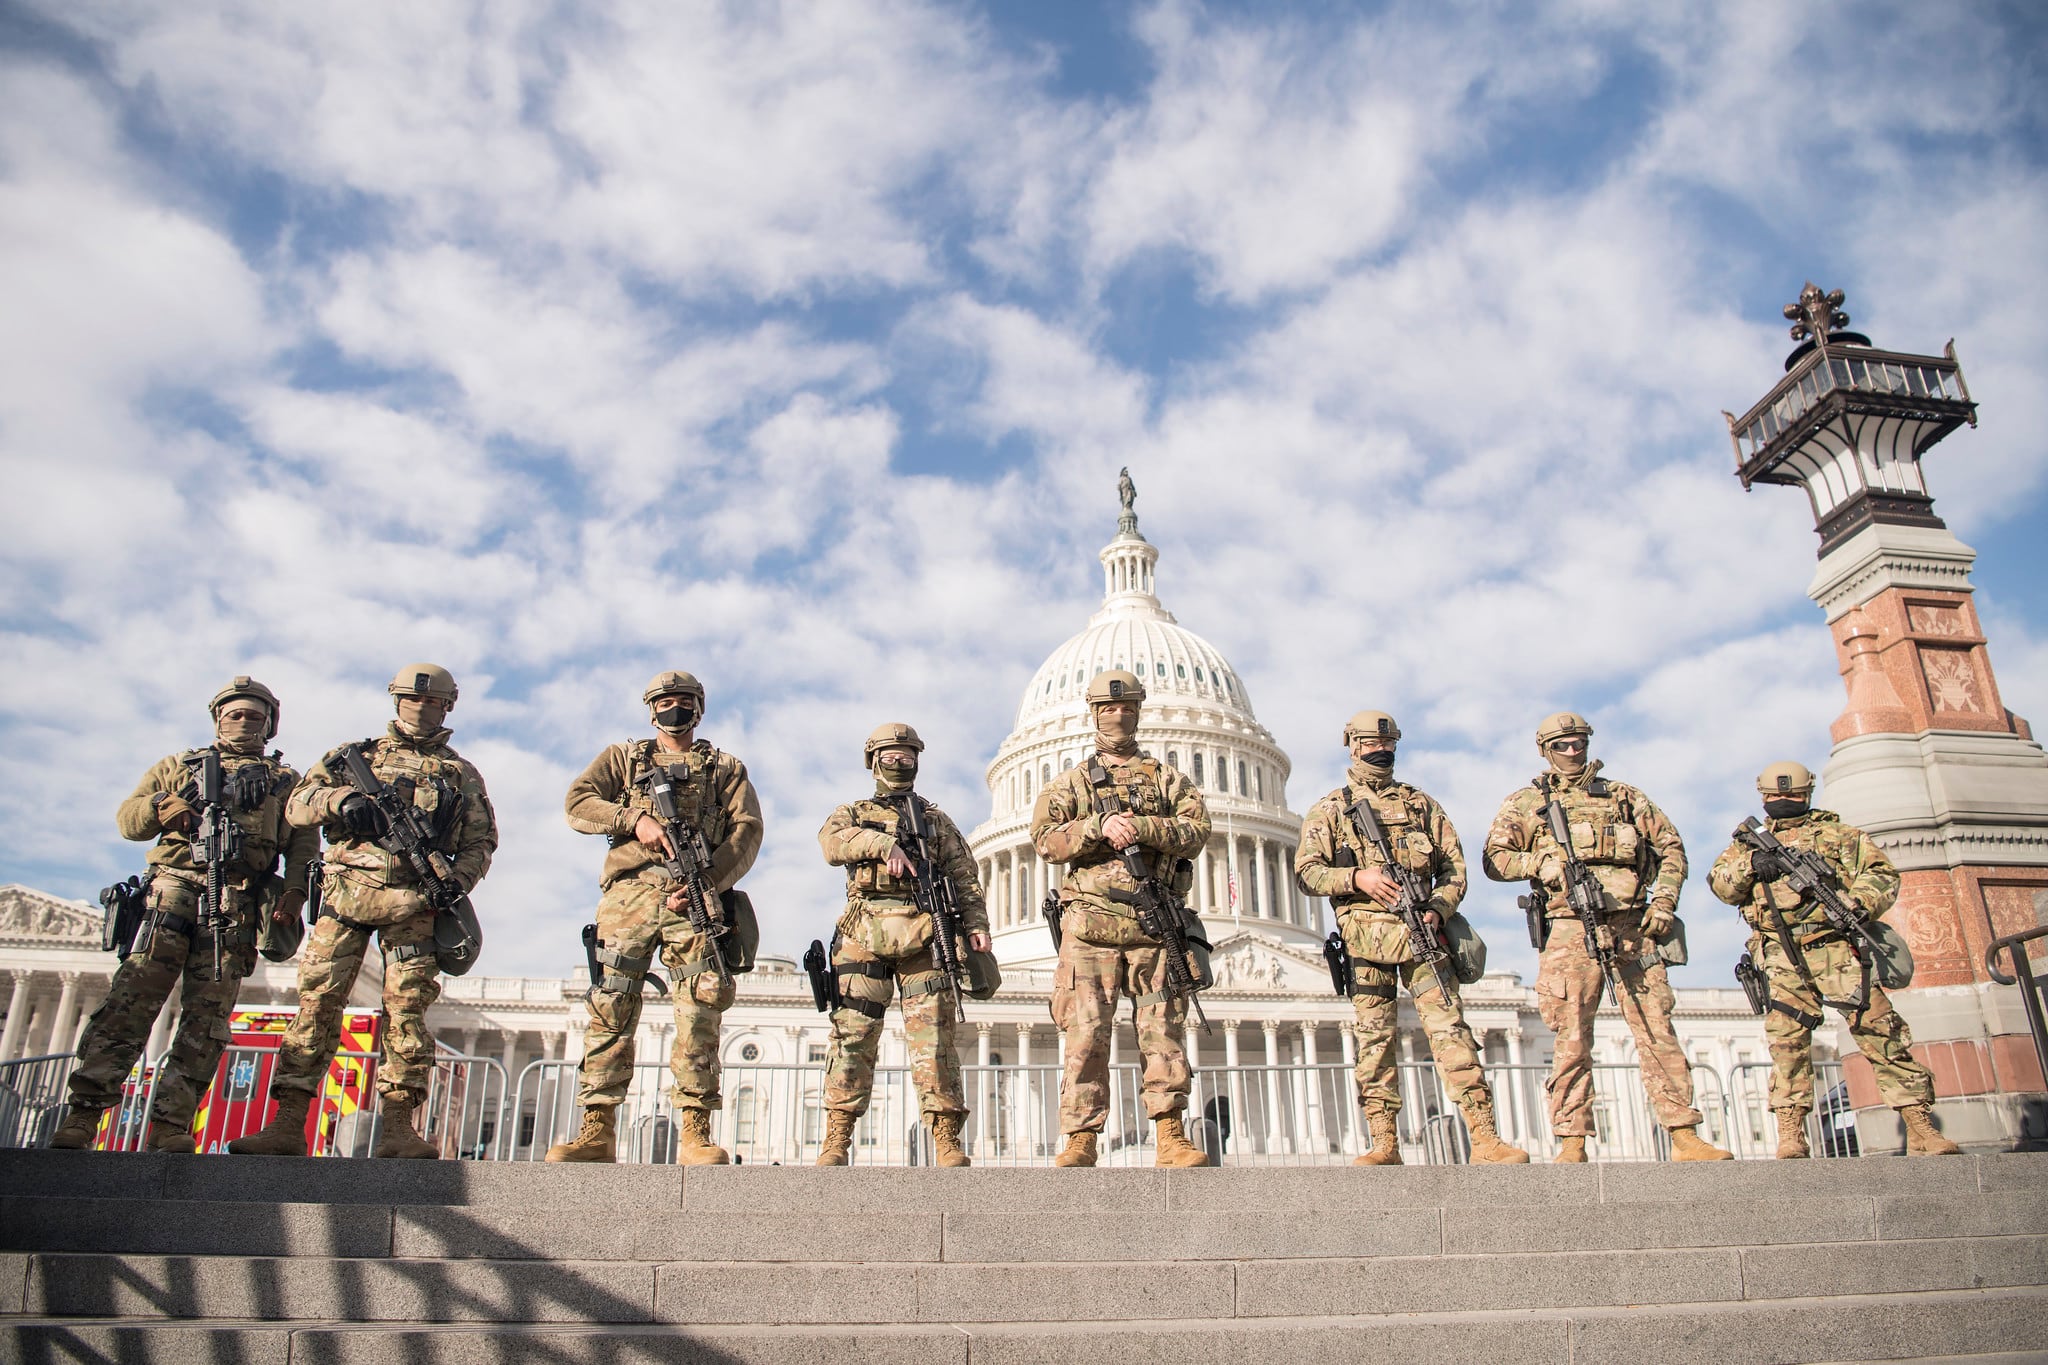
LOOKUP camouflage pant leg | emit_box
[1401,958,1491,1111]
[824,939,892,1117]
[577,879,663,1110]
[375,912,442,1102]
[272,912,374,1099]
[1534,923,1605,1137]
[1845,980,1935,1108]
[901,958,964,1118]
[1125,943,1192,1121]
[1347,961,1402,1114]
[1760,958,1820,1111]
[1053,938,1121,1134]
[1764,939,1934,1110]
[662,905,735,1112]
[1611,948,1701,1130]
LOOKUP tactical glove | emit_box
[154,793,198,833]
[338,793,390,840]
[1748,847,1785,881]
[1641,901,1676,939]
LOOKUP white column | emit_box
[459,1028,480,1058]
[47,972,84,1057]
[1261,1020,1283,1153]
[499,1030,520,1079]
[1502,1026,1527,1143]
[0,972,32,1060]
[1222,1022,1243,1156]
[1301,1022,1326,1153]
[1011,855,1025,930]
[975,1022,993,1157]
[1252,840,1270,918]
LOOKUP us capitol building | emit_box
[0,492,1772,1161]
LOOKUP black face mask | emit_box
[1360,751,1395,769]
[1763,798,1810,820]
[654,703,698,734]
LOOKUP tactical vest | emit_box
[1540,775,1642,868]
[1328,782,1439,918]
[1060,756,1195,913]
[322,735,468,886]
[149,747,296,883]
[841,796,922,900]
[617,739,735,848]
[1742,813,1853,932]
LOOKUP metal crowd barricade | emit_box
[1724,1060,1850,1158]
[0,1053,78,1149]
[1987,925,2048,1093]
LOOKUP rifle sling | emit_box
[1769,999,1825,1030]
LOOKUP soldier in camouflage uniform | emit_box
[1482,712,1731,1162]
[814,723,991,1167]
[1708,761,1959,1158]
[1033,669,1213,1168]
[546,670,763,1165]
[51,679,316,1153]
[231,664,497,1160]
[1295,711,1528,1166]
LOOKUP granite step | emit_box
[6,1187,2043,1263]
[2,1147,2034,1212]
[5,1287,2046,1365]
[11,1237,2047,1325]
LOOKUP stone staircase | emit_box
[2,1149,2044,1363]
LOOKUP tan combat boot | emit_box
[1669,1124,1734,1161]
[1900,1102,1962,1157]
[228,1091,312,1156]
[930,1113,972,1168]
[1460,1099,1531,1164]
[1774,1107,1811,1159]
[676,1107,730,1165]
[47,1107,104,1151]
[1352,1110,1402,1166]
[1554,1136,1588,1163]
[374,1093,440,1160]
[1053,1131,1098,1167]
[816,1111,855,1167]
[1153,1114,1211,1168]
[145,1120,196,1154]
[544,1107,616,1163]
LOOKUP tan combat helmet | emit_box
[388,664,459,705]
[1535,711,1594,752]
[642,670,705,707]
[1085,669,1147,707]
[1757,760,1816,798]
[211,676,281,740]
[863,722,925,770]
[1342,710,1401,746]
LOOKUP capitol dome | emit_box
[969,481,1326,969]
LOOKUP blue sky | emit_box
[2,0,2044,985]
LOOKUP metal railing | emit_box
[1987,925,2048,1094]
[0,1045,506,1157]
[4,1045,1889,1166]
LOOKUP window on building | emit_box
[734,1086,756,1144]
[1194,666,1204,681]
[1177,663,1186,678]
[1041,763,1051,784]
[740,1042,759,1062]
[807,1044,828,1063]
[1238,760,1248,795]
[1255,766,1265,800]
[519,1114,536,1148]
[1192,753,1205,784]
[1023,769,1032,798]
[802,1094,823,1144]
[1165,751,1179,770]
[1062,756,1074,771]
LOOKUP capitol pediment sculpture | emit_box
[0,884,103,942]
[1205,934,1329,993]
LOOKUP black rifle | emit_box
[340,745,465,908]
[642,765,731,985]
[890,794,967,1023]
[191,750,240,981]
[1322,931,1351,997]
[1083,759,1209,1033]
[1042,890,1064,953]
[1732,817,1876,1010]
[99,875,148,959]
[1344,796,1456,1001]
[1538,775,1625,1008]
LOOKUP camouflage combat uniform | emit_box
[67,746,315,1135]
[564,737,762,1112]
[1708,810,1934,1111]
[1483,763,1702,1137]
[1033,750,1211,1134]
[817,789,987,1119]
[271,723,497,1103]
[1296,764,1493,1117]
